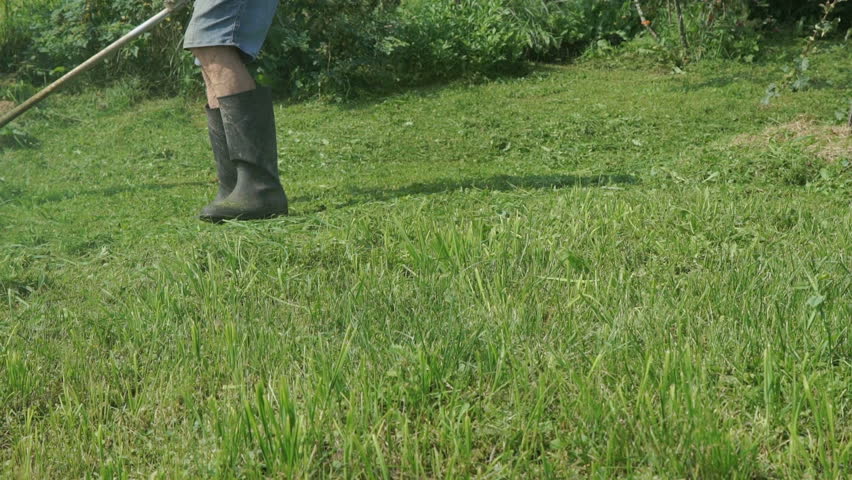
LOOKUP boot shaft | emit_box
[217,87,280,184]
[206,105,237,200]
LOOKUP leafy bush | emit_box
[394,0,634,71]
[673,1,763,62]
[1,0,195,92]
[0,0,845,99]
[0,0,55,68]
[254,0,403,97]
[619,0,849,67]
[257,0,637,96]
[392,0,530,81]
[613,1,764,65]
[752,0,851,28]
[1,0,637,97]
[507,0,636,61]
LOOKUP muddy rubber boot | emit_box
[203,106,237,204]
[199,87,288,222]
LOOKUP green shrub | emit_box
[389,0,636,80]
[1,0,56,72]
[393,0,529,81]
[1,0,195,92]
[1,0,843,99]
[255,0,403,98]
[0,0,637,97]
[260,0,636,95]
[507,0,636,61]
[617,0,848,66]
[752,0,851,28]
[659,0,763,63]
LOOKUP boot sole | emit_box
[198,208,288,224]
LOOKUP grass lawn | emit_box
[0,42,850,478]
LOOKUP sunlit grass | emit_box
[0,42,849,478]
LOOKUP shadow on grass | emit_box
[297,64,554,112]
[294,173,638,213]
[29,181,208,206]
[22,174,636,214]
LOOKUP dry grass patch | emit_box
[732,116,851,162]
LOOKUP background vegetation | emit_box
[1,0,849,98]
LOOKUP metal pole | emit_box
[0,0,190,129]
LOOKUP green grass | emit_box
[1,42,850,478]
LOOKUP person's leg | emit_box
[193,50,239,207]
[190,46,287,222]
[200,73,236,204]
[183,0,285,222]
[191,46,256,108]
[200,69,218,109]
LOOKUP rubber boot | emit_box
[204,106,236,204]
[199,87,288,222]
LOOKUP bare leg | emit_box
[190,46,256,108]
[200,68,218,108]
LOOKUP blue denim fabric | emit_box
[183,0,279,60]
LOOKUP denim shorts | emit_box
[183,0,279,61]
